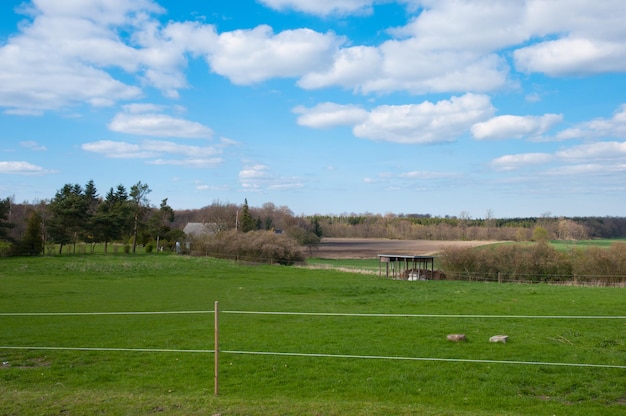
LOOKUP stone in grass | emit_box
[489,335,509,343]
[447,334,466,342]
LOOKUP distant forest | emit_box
[2,180,626,257]
[174,202,626,241]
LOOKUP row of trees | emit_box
[0,180,183,256]
[439,242,626,285]
[3,188,626,258]
[306,213,626,241]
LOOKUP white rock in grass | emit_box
[489,335,509,343]
[447,334,466,342]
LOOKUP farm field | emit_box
[0,254,624,415]
[313,237,499,258]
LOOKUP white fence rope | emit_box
[2,310,624,371]
[0,346,624,370]
[222,311,626,319]
[0,310,213,316]
[1,310,625,319]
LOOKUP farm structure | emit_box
[378,254,436,280]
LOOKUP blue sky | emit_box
[1,0,625,218]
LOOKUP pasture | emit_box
[0,254,624,415]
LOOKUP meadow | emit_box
[0,254,624,415]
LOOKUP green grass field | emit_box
[1,255,624,415]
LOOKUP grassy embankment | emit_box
[0,254,624,415]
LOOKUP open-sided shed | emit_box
[378,254,435,280]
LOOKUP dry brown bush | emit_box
[441,243,569,282]
[190,229,304,264]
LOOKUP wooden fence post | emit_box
[214,301,219,396]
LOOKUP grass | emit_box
[0,254,624,415]
[550,238,626,251]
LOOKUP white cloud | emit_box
[490,153,554,171]
[392,1,529,53]
[293,102,368,128]
[555,141,626,161]
[20,141,47,151]
[141,139,220,157]
[490,140,626,176]
[301,39,510,95]
[108,112,213,138]
[149,158,222,168]
[81,139,223,164]
[472,114,563,140]
[206,25,342,85]
[513,0,626,75]
[81,140,156,159]
[299,0,626,94]
[239,164,270,181]
[238,163,303,191]
[0,1,158,113]
[514,38,626,76]
[398,170,457,180]
[0,161,54,175]
[298,46,382,91]
[258,0,373,16]
[3,0,624,116]
[544,163,626,176]
[556,104,626,140]
[353,93,494,144]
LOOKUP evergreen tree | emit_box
[18,210,43,255]
[48,184,88,254]
[93,185,130,254]
[0,197,14,242]
[130,181,151,253]
[240,198,256,232]
[312,217,323,238]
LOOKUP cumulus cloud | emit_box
[514,0,626,76]
[108,112,213,138]
[0,161,55,175]
[81,139,223,167]
[206,25,342,85]
[293,102,368,128]
[490,153,554,171]
[295,94,494,144]
[81,140,157,159]
[299,0,626,94]
[0,1,155,113]
[301,39,510,95]
[298,45,382,91]
[472,114,563,140]
[3,0,624,116]
[258,0,374,16]
[298,0,522,94]
[353,93,494,144]
[490,140,626,175]
[239,163,304,191]
[556,104,626,140]
[20,141,47,151]
[149,158,222,168]
[555,141,626,161]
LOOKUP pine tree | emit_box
[240,199,256,232]
[19,210,43,255]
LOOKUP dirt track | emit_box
[314,238,497,258]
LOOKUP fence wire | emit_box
[1,309,624,370]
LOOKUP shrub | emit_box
[191,229,304,264]
[440,242,626,284]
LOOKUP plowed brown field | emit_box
[315,238,498,258]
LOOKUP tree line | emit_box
[3,186,626,258]
[440,242,626,285]
[0,180,182,256]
